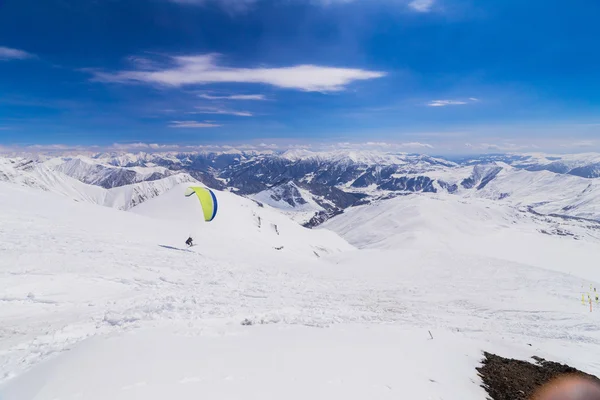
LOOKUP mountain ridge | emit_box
[2,150,600,225]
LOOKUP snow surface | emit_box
[387,164,600,221]
[0,324,516,400]
[55,157,168,178]
[131,183,351,258]
[249,182,325,224]
[0,157,195,210]
[474,168,600,220]
[280,149,452,167]
[50,156,172,185]
[323,194,600,282]
[2,179,600,399]
[515,152,600,168]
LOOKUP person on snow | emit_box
[185,236,194,247]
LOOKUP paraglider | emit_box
[184,186,218,246]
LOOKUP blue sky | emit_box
[1,0,599,153]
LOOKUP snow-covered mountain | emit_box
[513,153,600,178]
[473,168,600,220]
[0,156,196,210]
[48,156,174,188]
[3,150,600,224]
[323,193,600,262]
[453,152,600,178]
[249,181,326,224]
[2,175,600,399]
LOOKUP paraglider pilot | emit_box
[183,186,218,248]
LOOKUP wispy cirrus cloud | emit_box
[408,0,434,12]
[191,106,253,117]
[427,100,468,107]
[0,46,34,61]
[89,53,386,92]
[427,98,480,107]
[199,93,266,101]
[167,0,437,14]
[168,120,222,128]
[401,141,434,149]
[364,141,433,149]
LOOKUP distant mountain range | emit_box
[1,150,599,226]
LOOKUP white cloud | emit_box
[112,142,153,150]
[168,120,222,128]
[90,53,386,92]
[366,142,392,147]
[570,140,595,148]
[199,94,266,101]
[361,141,433,149]
[26,144,73,150]
[408,0,434,13]
[111,142,183,151]
[427,98,481,107]
[192,106,253,117]
[0,46,34,60]
[400,142,434,149]
[1,143,102,156]
[259,143,279,149]
[427,100,468,107]
[167,0,437,14]
[127,56,161,70]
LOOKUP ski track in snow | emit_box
[1,181,600,395]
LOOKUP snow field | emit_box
[2,180,600,399]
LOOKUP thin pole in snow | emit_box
[429,330,434,340]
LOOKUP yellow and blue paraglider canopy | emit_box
[184,186,218,222]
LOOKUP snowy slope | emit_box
[0,157,195,210]
[2,167,600,399]
[473,168,600,220]
[0,324,535,400]
[323,193,600,282]
[0,181,352,383]
[514,152,600,177]
[250,182,326,224]
[50,156,173,188]
[391,164,600,221]
[131,183,350,258]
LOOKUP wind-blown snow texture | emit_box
[1,152,600,399]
